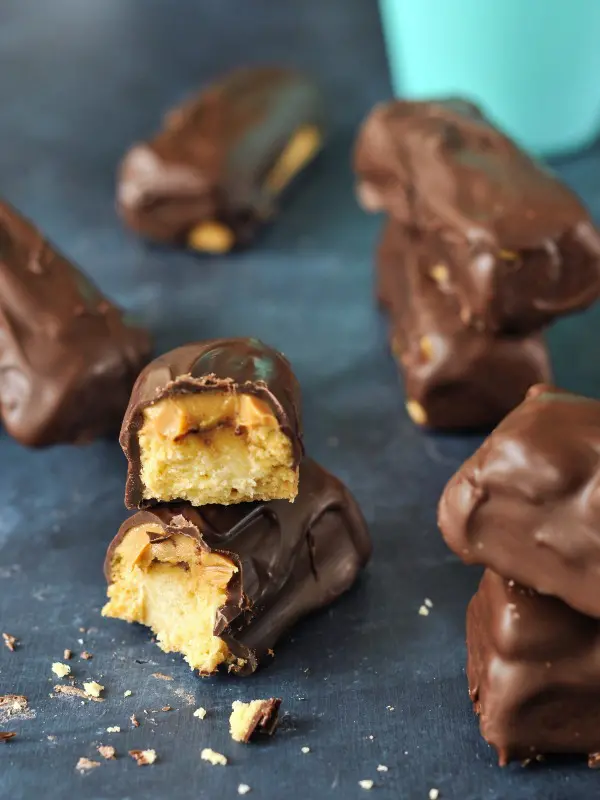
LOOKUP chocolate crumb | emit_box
[129,749,157,766]
[98,745,116,760]
[0,732,16,742]
[130,714,140,728]
[2,633,17,652]
[80,651,93,660]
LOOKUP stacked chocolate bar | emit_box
[438,385,600,765]
[102,338,371,675]
[354,99,600,429]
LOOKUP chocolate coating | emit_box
[467,569,600,765]
[121,338,304,508]
[355,98,600,334]
[105,458,371,675]
[0,200,151,447]
[117,66,325,247]
[439,384,600,618]
[379,224,551,430]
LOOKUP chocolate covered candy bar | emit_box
[355,99,600,333]
[102,459,371,675]
[379,224,551,430]
[439,384,600,618]
[467,569,600,765]
[117,67,325,252]
[0,201,151,446]
[121,339,303,508]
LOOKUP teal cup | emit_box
[379,0,600,155]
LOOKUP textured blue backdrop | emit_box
[1,1,600,798]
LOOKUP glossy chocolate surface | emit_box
[378,224,551,430]
[0,201,151,447]
[467,569,600,765]
[106,458,371,674]
[355,99,600,333]
[439,384,600,617]
[121,337,304,508]
[117,66,325,246]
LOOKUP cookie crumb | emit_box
[229,698,281,743]
[80,651,93,660]
[124,690,132,697]
[52,662,71,678]
[98,745,116,760]
[52,685,103,702]
[3,633,17,652]
[424,598,433,608]
[151,673,173,681]
[106,726,121,733]
[194,707,207,719]
[359,780,374,790]
[301,746,310,754]
[201,748,228,766]
[129,749,157,766]
[238,784,251,795]
[386,705,395,711]
[377,765,388,772]
[0,732,16,742]
[130,714,140,728]
[429,790,440,800]
[418,605,430,616]
[83,681,104,698]
[76,757,100,772]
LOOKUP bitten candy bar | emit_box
[117,66,325,252]
[467,569,600,765]
[121,338,303,508]
[379,224,551,430]
[355,98,600,333]
[229,699,281,742]
[0,201,151,446]
[439,385,600,618]
[103,459,371,675]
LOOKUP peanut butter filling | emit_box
[102,526,237,674]
[138,391,298,505]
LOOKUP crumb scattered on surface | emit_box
[238,784,251,795]
[76,757,100,772]
[106,726,121,733]
[377,765,388,772]
[129,749,157,766]
[386,706,395,711]
[201,748,228,766]
[98,745,116,760]
[160,706,171,712]
[79,627,86,633]
[0,732,16,742]
[2,633,17,652]
[0,695,29,724]
[63,649,72,660]
[589,752,600,768]
[194,707,207,719]
[424,598,433,608]
[130,714,140,728]
[83,682,104,698]
[47,735,57,742]
[367,735,374,740]
[229,698,281,743]
[124,690,132,697]
[301,746,310,754]
[151,673,173,681]
[359,780,374,790]
[429,790,440,800]
[52,685,103,702]
[418,605,430,616]
[52,662,71,678]
[80,651,93,660]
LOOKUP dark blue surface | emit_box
[1,1,600,798]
